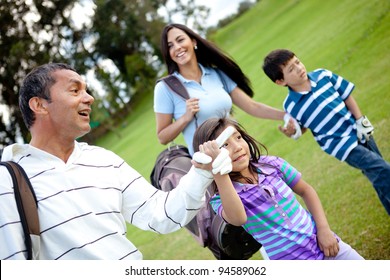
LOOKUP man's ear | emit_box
[275,79,286,86]
[29,97,48,114]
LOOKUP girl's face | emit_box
[167,27,197,67]
[220,127,251,174]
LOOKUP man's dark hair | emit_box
[19,63,76,129]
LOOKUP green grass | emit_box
[95,0,390,260]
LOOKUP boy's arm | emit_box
[292,178,339,257]
[344,95,362,119]
[344,95,374,140]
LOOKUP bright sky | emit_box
[196,0,245,26]
[71,0,248,29]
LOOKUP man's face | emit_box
[43,69,94,139]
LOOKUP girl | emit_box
[192,117,364,260]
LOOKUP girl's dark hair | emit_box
[262,49,296,82]
[160,23,254,97]
[193,117,268,184]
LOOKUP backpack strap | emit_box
[157,75,198,128]
[158,75,190,100]
[0,161,39,260]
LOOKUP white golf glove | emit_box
[284,113,302,140]
[192,151,212,164]
[356,115,374,141]
[212,148,232,175]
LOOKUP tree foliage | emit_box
[0,0,210,150]
[0,0,80,151]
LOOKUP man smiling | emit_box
[0,63,215,259]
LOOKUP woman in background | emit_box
[154,23,299,155]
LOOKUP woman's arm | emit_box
[155,112,188,144]
[292,178,339,257]
[230,87,301,137]
[230,87,285,120]
[155,97,200,144]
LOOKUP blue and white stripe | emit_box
[283,68,358,161]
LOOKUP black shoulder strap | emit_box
[0,161,39,260]
[157,75,198,127]
[158,75,190,100]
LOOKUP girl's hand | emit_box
[317,228,339,257]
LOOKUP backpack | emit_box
[150,75,262,259]
[149,143,203,244]
[1,161,39,260]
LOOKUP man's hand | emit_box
[356,115,374,141]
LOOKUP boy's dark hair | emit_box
[19,63,76,129]
[262,49,296,82]
[160,23,254,97]
[193,117,268,184]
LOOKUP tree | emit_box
[89,0,167,115]
[0,0,210,150]
[90,0,210,110]
[163,0,210,36]
[0,0,82,150]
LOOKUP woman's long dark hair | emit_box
[193,117,268,184]
[160,23,254,97]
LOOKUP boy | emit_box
[262,49,390,215]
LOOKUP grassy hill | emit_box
[95,0,390,259]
